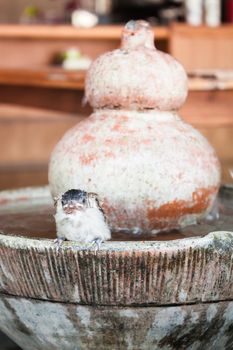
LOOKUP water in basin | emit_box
[0,186,232,242]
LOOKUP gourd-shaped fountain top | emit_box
[85,20,188,111]
[49,20,220,234]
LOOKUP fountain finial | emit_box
[122,20,155,50]
[84,19,187,111]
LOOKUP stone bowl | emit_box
[0,186,233,350]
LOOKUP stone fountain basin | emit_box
[0,186,233,350]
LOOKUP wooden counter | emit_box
[1,67,233,91]
[0,67,86,90]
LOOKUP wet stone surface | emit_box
[0,294,233,350]
[0,186,232,242]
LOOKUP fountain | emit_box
[0,21,233,350]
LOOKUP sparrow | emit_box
[54,189,111,250]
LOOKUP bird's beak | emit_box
[75,203,84,210]
[63,202,84,214]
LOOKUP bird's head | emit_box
[60,189,89,214]
[54,189,101,215]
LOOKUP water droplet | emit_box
[205,198,220,221]
[125,20,150,31]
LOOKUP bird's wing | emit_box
[88,192,107,222]
[53,195,60,209]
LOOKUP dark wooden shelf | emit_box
[0,24,169,40]
[0,67,86,90]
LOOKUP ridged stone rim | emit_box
[0,186,233,306]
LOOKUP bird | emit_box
[54,189,111,250]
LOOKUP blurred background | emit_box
[0,0,232,189]
[0,1,233,348]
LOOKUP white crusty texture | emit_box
[121,20,155,51]
[55,199,111,243]
[85,22,188,111]
[49,110,221,232]
[85,49,188,111]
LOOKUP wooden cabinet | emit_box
[170,24,233,70]
[0,24,233,188]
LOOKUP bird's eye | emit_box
[82,198,86,204]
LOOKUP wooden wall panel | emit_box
[0,165,48,190]
[170,24,233,70]
[0,104,85,190]
[0,105,84,166]
[180,90,233,127]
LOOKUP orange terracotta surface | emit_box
[146,186,218,230]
